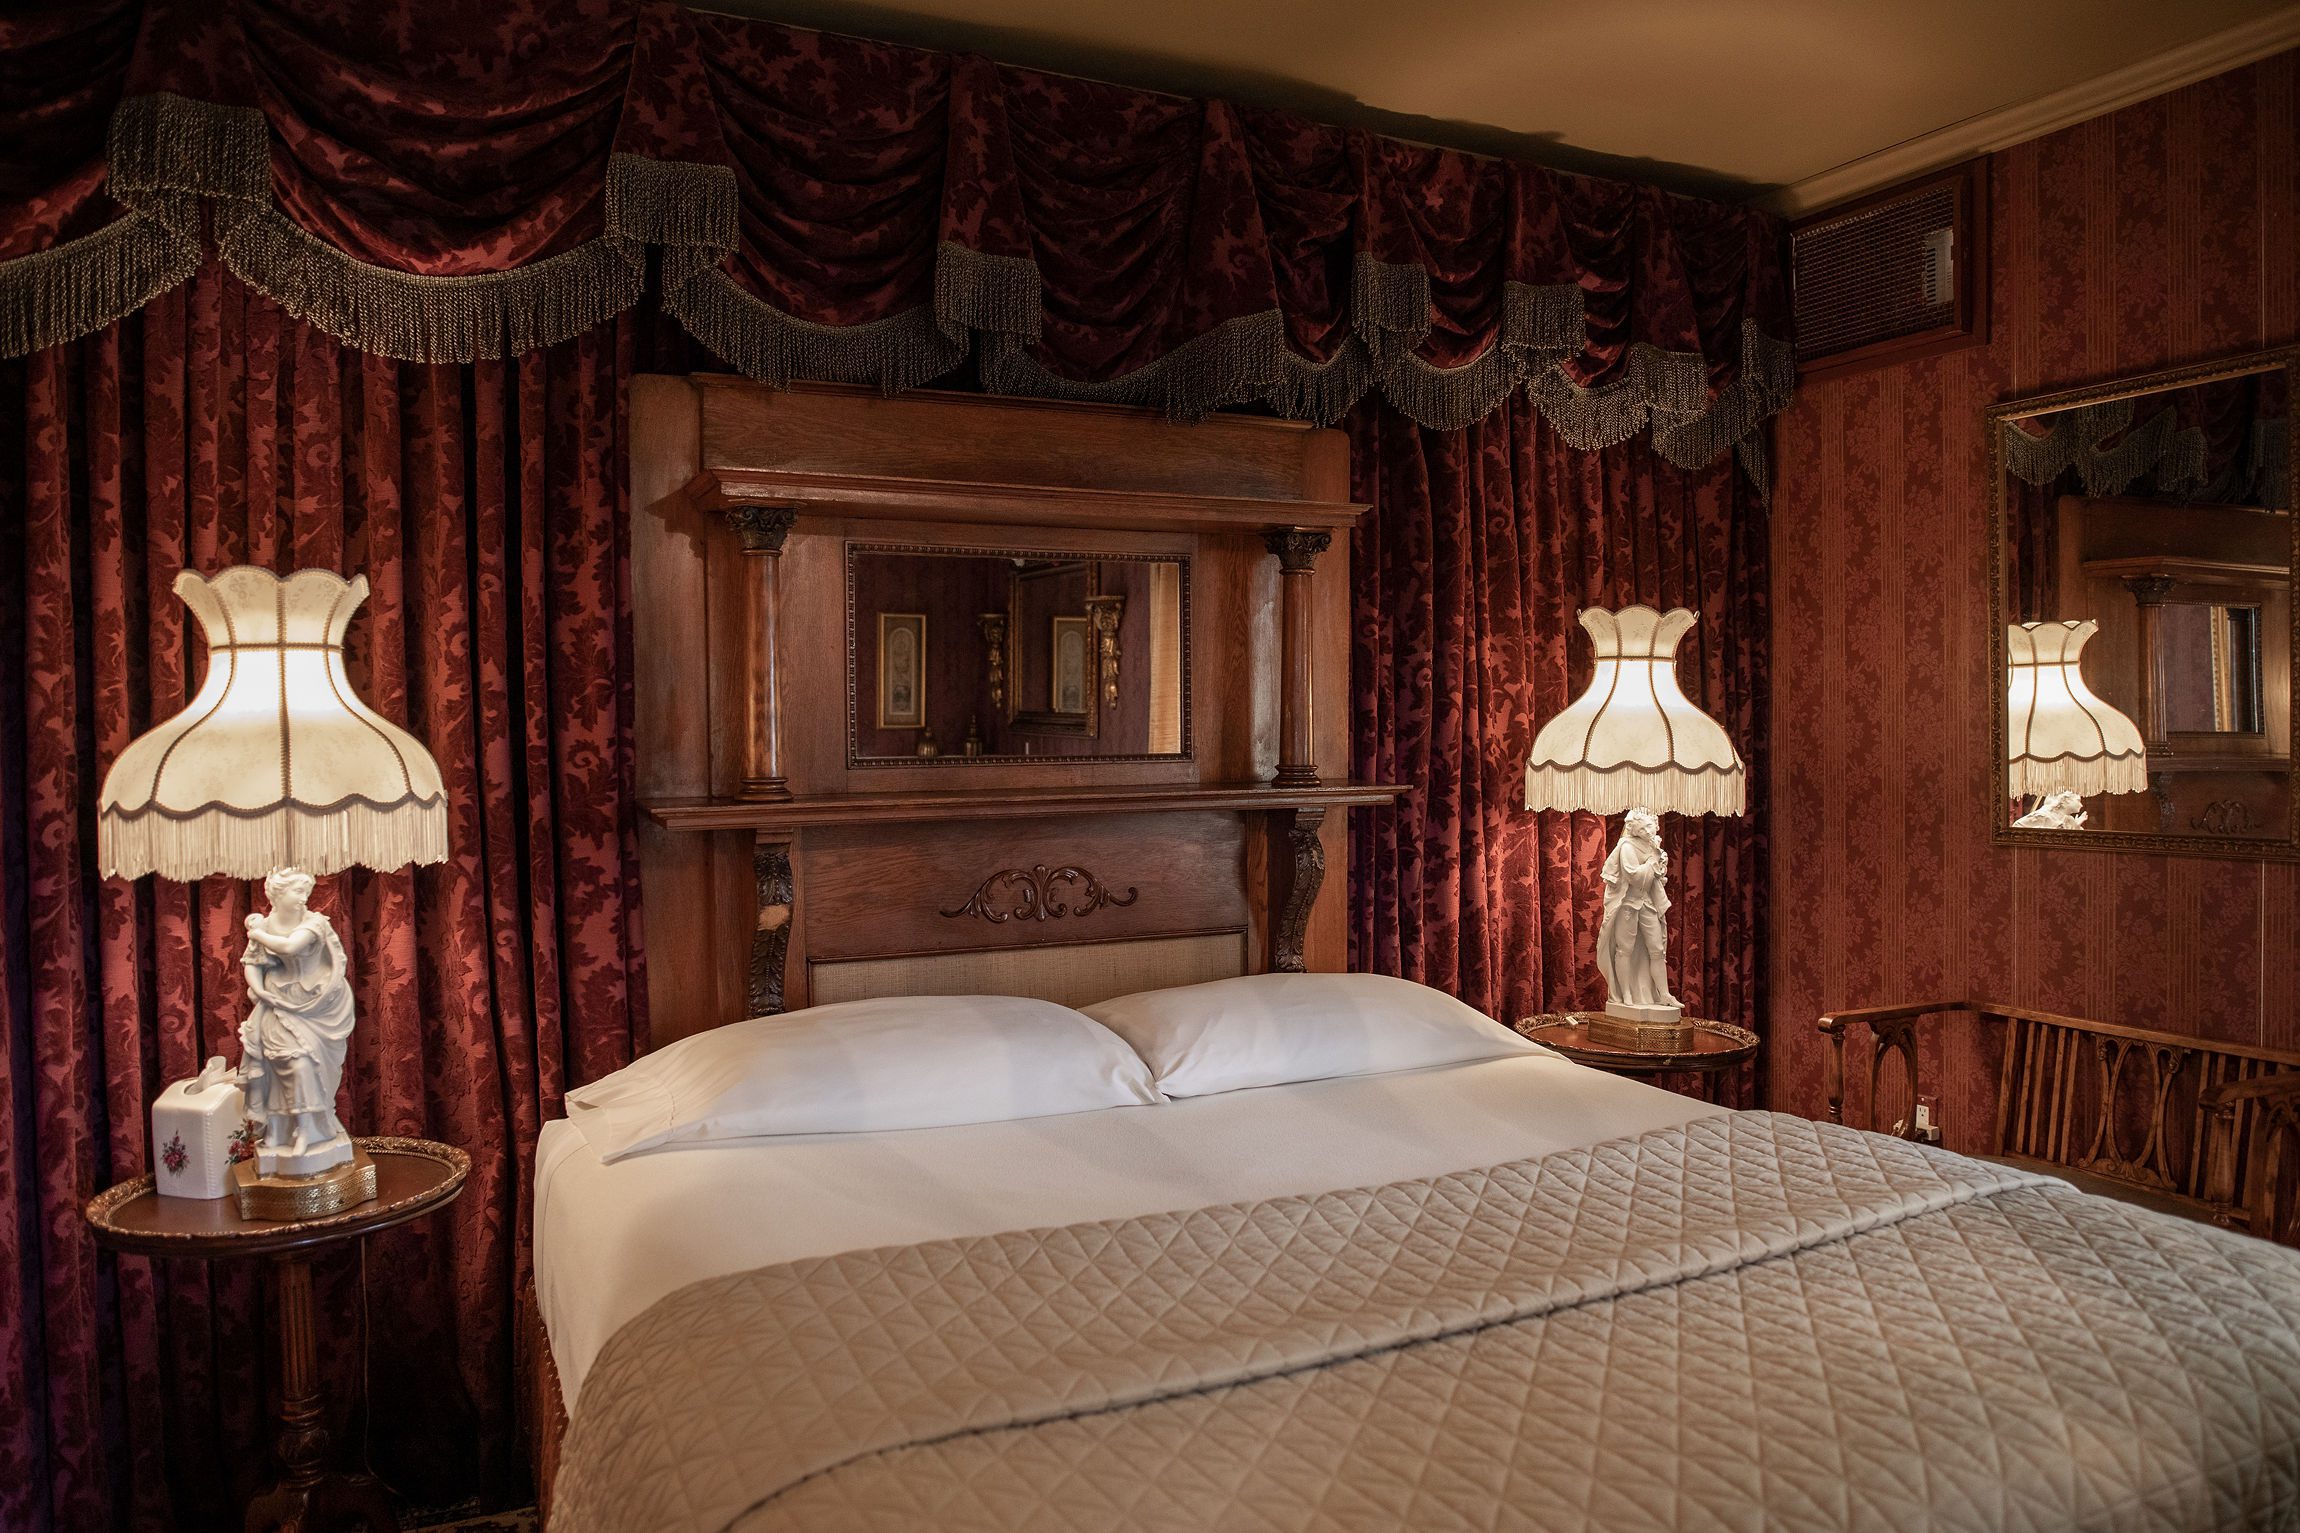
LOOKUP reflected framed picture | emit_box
[1050,615,1090,715]
[877,612,926,730]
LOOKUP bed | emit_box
[535,1021,2300,1531]
[533,379,2300,1530]
[534,1048,1722,1408]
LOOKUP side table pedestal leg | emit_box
[245,1253,398,1533]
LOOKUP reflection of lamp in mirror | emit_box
[2006,619,2147,828]
[1524,606,1746,1052]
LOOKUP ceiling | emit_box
[696,0,2298,205]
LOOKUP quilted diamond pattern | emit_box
[550,1112,2300,1533]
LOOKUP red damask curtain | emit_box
[0,265,652,1531]
[1349,395,1768,1080]
[1,5,1789,1529]
[1,2,1791,470]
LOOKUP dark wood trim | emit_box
[630,376,1393,1042]
[1516,1014,1758,1075]
[81,1139,469,1259]
[938,864,1139,923]
[729,505,797,800]
[1819,997,2300,1070]
[647,781,1398,830]
[803,927,1251,968]
[2123,573,2178,752]
[691,467,1365,536]
[749,838,794,1016]
[1267,806,1327,973]
[1265,529,1331,790]
[1818,999,2300,1245]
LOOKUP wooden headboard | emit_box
[628,377,1398,1050]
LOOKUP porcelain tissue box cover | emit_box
[154,1056,260,1199]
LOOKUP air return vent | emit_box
[1791,161,1988,381]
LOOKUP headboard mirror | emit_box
[848,546,1190,763]
[1990,346,2297,858]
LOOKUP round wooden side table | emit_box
[1516,1013,1758,1099]
[84,1136,468,1533]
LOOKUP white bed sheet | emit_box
[535,1050,1722,1403]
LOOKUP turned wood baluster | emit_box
[729,506,798,801]
[243,1253,399,1532]
[1264,529,1330,790]
[1822,1027,1847,1125]
[273,1256,326,1486]
[1817,1010,1923,1137]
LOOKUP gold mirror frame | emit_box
[1987,345,2300,861]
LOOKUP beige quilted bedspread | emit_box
[552,1112,2300,1532]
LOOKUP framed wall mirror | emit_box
[846,544,1190,764]
[1989,345,2297,858]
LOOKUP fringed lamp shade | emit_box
[98,567,449,881]
[1524,605,1746,817]
[2006,619,2148,800]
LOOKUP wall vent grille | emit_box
[1792,162,1987,379]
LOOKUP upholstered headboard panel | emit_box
[808,932,1248,1009]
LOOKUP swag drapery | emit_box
[3,4,1788,1530]
[4,0,1792,470]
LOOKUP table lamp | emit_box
[2005,619,2148,829]
[98,566,448,1218]
[1524,605,1746,1052]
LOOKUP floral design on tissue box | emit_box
[152,1057,252,1200]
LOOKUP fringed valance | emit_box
[2001,400,2210,499]
[0,0,1794,473]
[2002,368,2292,507]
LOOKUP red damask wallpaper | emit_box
[1768,50,2300,1139]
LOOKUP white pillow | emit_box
[563,995,1160,1162]
[1082,972,1541,1098]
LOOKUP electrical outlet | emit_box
[1911,1101,1943,1145]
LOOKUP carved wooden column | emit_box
[728,505,798,800]
[751,836,794,1017]
[2123,573,2177,752]
[1084,593,1125,710]
[1268,806,1327,973]
[979,612,1008,714]
[1264,529,1331,789]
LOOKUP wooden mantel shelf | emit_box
[2143,753,2290,775]
[688,465,1367,536]
[645,782,1404,831]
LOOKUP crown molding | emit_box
[1764,6,2300,217]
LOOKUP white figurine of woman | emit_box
[2012,788,2088,830]
[238,868,357,1177]
[1597,808,1680,1019]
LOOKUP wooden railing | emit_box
[1819,1000,2300,1246]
